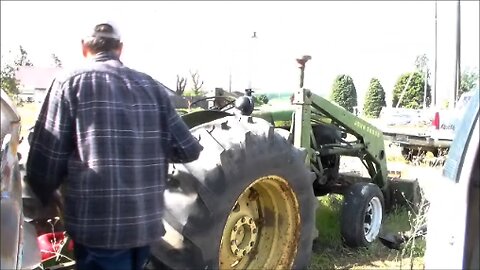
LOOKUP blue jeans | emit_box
[74,243,150,270]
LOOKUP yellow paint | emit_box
[353,121,382,137]
[219,175,300,269]
[274,120,292,127]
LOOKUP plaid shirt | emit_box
[26,52,203,249]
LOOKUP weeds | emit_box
[397,188,429,270]
[35,217,75,270]
[310,191,428,270]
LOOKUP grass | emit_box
[309,195,426,269]
[308,142,432,269]
[314,194,344,248]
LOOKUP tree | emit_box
[330,74,358,113]
[252,94,269,106]
[392,71,431,109]
[176,75,187,95]
[460,67,479,97]
[363,78,386,118]
[51,53,63,68]
[402,53,432,109]
[189,70,204,96]
[1,46,34,98]
[258,94,269,105]
[415,54,430,76]
[1,64,19,98]
[14,45,33,67]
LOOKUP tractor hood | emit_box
[251,105,296,128]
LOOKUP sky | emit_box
[1,1,479,107]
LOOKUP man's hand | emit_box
[51,189,65,219]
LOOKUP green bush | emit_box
[330,74,358,113]
[363,78,387,118]
[392,72,431,109]
[257,94,269,105]
[252,94,269,106]
[460,67,479,96]
[183,89,200,97]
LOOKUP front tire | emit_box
[149,116,318,270]
[340,182,384,247]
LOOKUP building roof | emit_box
[15,66,63,91]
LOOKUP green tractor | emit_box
[148,56,417,269]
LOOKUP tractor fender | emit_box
[181,110,233,129]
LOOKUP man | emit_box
[26,21,203,270]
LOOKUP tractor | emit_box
[1,56,417,270]
[146,56,418,269]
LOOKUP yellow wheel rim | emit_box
[219,175,300,269]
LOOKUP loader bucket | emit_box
[387,177,423,212]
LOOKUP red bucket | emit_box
[37,232,74,261]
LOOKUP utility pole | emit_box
[453,0,461,106]
[228,50,232,93]
[248,31,258,90]
[228,69,232,93]
[433,0,438,107]
[423,66,428,109]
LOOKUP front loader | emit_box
[147,56,420,269]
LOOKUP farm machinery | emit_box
[1,56,418,270]
[147,56,418,269]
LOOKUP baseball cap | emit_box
[83,20,121,41]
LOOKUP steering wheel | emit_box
[189,96,237,111]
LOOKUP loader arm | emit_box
[292,88,388,189]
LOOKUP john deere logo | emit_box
[353,121,382,137]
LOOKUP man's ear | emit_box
[116,42,123,57]
[81,40,88,58]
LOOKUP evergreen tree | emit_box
[392,71,431,109]
[363,78,386,118]
[330,74,358,113]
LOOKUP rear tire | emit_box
[340,182,384,247]
[149,116,318,270]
